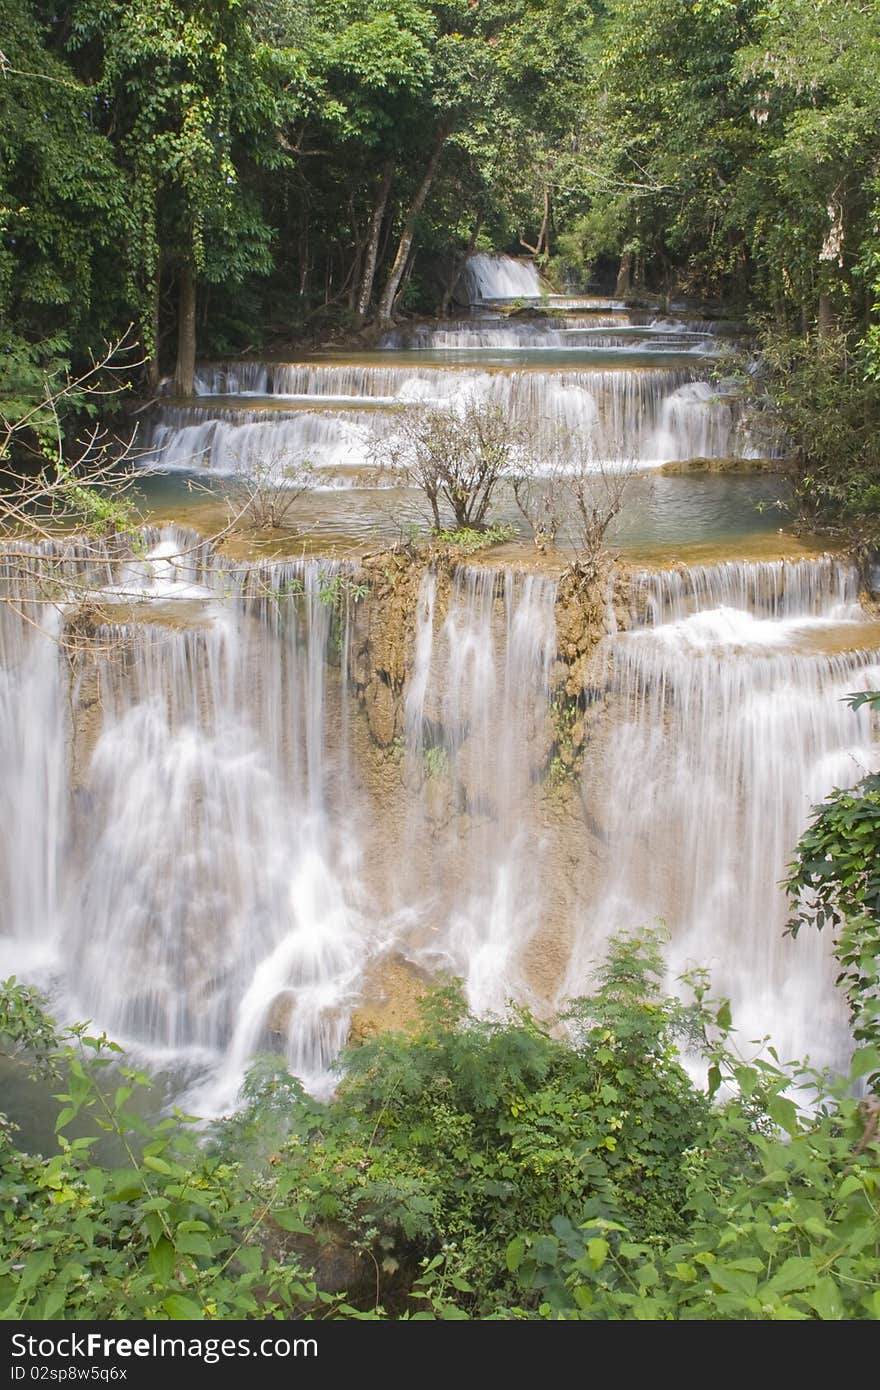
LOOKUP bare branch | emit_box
[381,393,531,532]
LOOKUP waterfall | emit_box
[377,317,719,352]
[398,566,558,1014]
[2,535,878,1100]
[0,532,371,1107]
[461,253,544,301]
[564,556,880,1069]
[630,555,863,624]
[143,403,382,478]
[0,562,67,977]
[144,364,750,478]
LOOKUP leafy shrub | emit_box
[1,921,878,1321]
[745,331,880,538]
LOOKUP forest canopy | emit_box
[2,0,879,392]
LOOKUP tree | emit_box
[64,0,298,393]
[387,393,528,531]
[741,329,880,537]
[513,437,637,577]
[0,2,129,369]
[4,922,878,1321]
[222,449,316,532]
[565,0,764,301]
[735,0,880,334]
[0,330,144,562]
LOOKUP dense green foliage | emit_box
[560,1,880,330]
[1,0,598,381]
[742,332,880,536]
[2,3,878,364]
[785,691,880,1057]
[1,928,878,1321]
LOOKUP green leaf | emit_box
[805,1277,843,1320]
[162,1294,203,1320]
[148,1238,175,1284]
[449,1274,474,1293]
[768,1095,800,1136]
[506,1236,526,1273]
[531,1235,559,1267]
[836,1174,863,1199]
[41,1288,67,1319]
[587,1238,609,1271]
[18,1251,53,1294]
[850,1046,880,1081]
[768,1256,818,1295]
[272,1209,309,1233]
[142,1155,173,1176]
[175,1233,214,1258]
[236,1245,263,1275]
[711,1264,758,1298]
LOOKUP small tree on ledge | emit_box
[513,435,639,581]
[386,393,529,532]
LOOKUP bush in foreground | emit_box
[1,923,878,1320]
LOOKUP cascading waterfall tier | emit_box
[565,554,880,1070]
[0,530,370,1108]
[141,291,760,495]
[397,565,558,1015]
[3,536,876,1107]
[461,253,544,301]
[377,317,719,352]
[143,402,385,479]
[629,554,863,624]
[146,363,751,479]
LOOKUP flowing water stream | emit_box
[1,255,878,1110]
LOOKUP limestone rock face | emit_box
[350,547,454,748]
[363,675,398,746]
[554,560,631,697]
[349,549,632,788]
[348,954,428,1044]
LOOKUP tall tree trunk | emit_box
[175,261,196,398]
[376,128,447,326]
[144,265,161,395]
[298,213,310,299]
[817,290,836,338]
[520,186,551,257]
[348,193,364,313]
[355,160,394,326]
[615,251,633,298]
[398,245,417,304]
[440,213,483,317]
[537,185,551,258]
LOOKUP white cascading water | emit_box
[144,302,755,487]
[0,551,69,980]
[564,557,880,1069]
[2,535,878,1101]
[0,531,371,1109]
[2,268,875,1103]
[377,317,717,352]
[146,364,751,478]
[399,566,558,1014]
[461,253,544,301]
[144,403,382,478]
